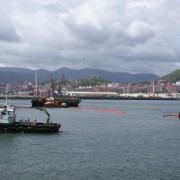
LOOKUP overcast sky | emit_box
[0,0,180,76]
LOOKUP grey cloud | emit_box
[0,13,20,42]
[0,0,179,76]
[126,20,155,44]
[0,27,20,42]
[68,22,110,46]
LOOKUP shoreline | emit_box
[0,95,179,101]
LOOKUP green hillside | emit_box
[161,69,180,83]
[69,76,111,87]
[47,75,111,87]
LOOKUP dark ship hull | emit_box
[31,97,81,107]
[0,122,60,133]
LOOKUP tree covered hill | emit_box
[161,69,180,83]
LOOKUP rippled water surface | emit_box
[0,99,180,180]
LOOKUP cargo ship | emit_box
[31,73,81,108]
[31,97,80,107]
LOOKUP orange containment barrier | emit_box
[70,107,125,115]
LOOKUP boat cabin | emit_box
[0,104,16,124]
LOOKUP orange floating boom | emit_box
[70,107,125,115]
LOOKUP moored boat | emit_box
[0,104,60,133]
[31,97,79,108]
[32,74,80,108]
[0,122,60,133]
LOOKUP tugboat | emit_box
[0,104,61,133]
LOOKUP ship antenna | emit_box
[57,73,64,96]
[5,82,8,105]
[50,74,54,98]
[35,71,40,97]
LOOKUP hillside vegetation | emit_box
[161,69,180,83]
[77,76,110,86]
[52,76,111,88]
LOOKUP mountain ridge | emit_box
[0,67,160,83]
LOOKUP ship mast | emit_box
[50,74,54,98]
[57,73,64,96]
[35,71,40,97]
[5,82,8,105]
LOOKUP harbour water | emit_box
[0,99,180,180]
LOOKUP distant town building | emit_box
[176,81,180,86]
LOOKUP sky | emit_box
[0,0,180,76]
